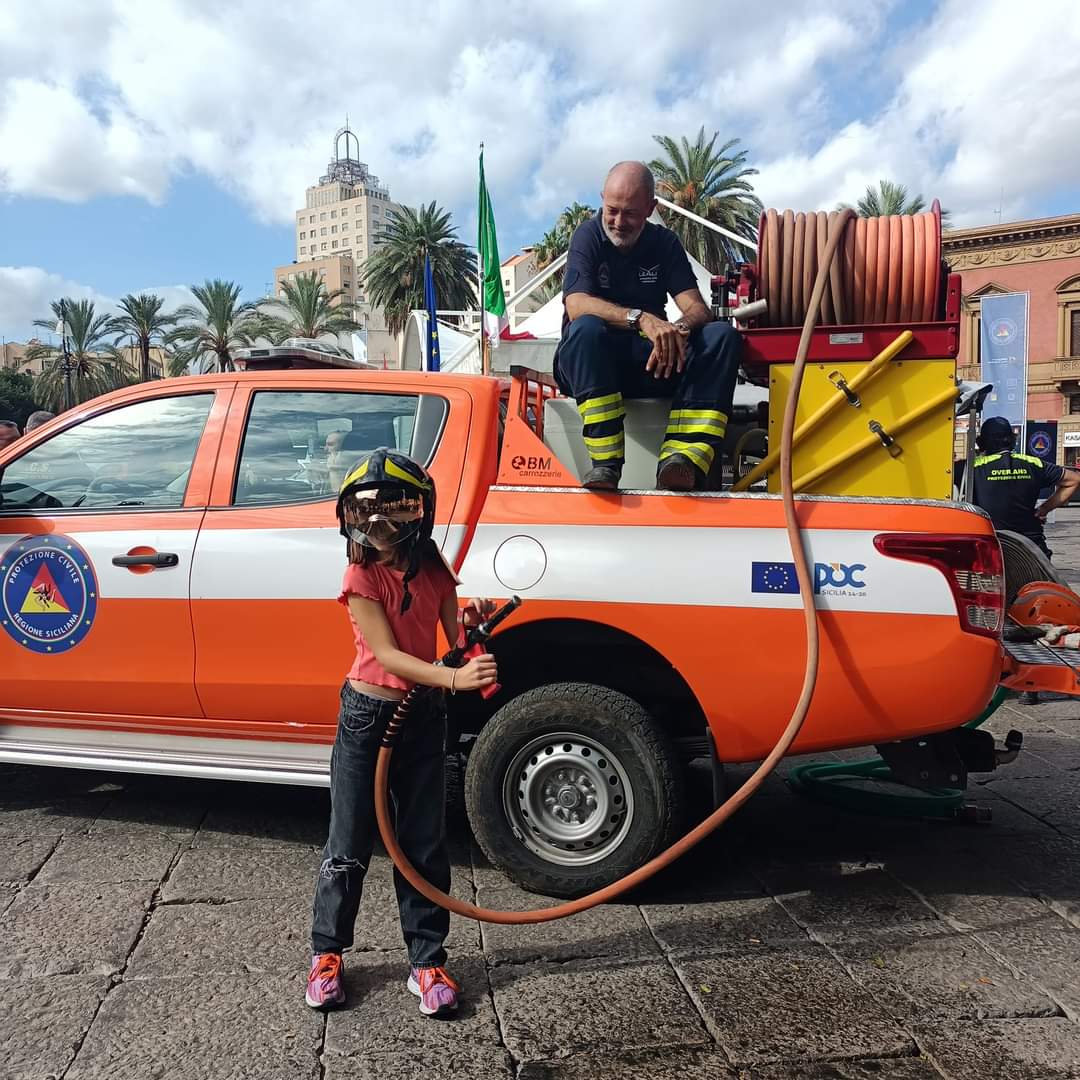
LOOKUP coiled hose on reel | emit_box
[372,208,858,925]
[756,203,943,327]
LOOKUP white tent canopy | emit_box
[400,207,759,385]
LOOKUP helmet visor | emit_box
[342,487,424,547]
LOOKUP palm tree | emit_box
[362,202,477,337]
[533,226,566,272]
[532,204,598,301]
[111,292,175,382]
[649,128,762,272]
[168,280,259,373]
[256,272,360,343]
[840,180,952,226]
[26,299,134,411]
[556,202,595,241]
[164,344,197,378]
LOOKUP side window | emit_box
[0,394,214,512]
[233,390,448,507]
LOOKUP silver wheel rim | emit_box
[502,731,635,867]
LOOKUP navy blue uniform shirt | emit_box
[561,215,698,335]
[972,450,1065,541]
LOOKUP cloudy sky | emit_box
[2,0,1079,343]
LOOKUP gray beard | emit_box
[602,218,644,251]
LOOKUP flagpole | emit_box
[478,142,488,376]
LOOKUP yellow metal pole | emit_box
[791,383,959,494]
[732,330,914,492]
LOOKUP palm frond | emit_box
[648,129,762,272]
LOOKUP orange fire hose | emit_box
[373,208,858,924]
[756,203,941,326]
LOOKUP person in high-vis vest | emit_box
[553,161,742,492]
[971,416,1080,559]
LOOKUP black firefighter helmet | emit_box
[335,447,436,614]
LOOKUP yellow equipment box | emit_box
[767,358,957,500]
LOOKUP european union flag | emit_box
[423,253,440,372]
[751,561,799,594]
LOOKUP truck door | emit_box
[190,381,467,732]
[0,388,229,722]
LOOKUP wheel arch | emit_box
[449,616,707,743]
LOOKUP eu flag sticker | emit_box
[751,561,799,594]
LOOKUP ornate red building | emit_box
[946,213,1080,464]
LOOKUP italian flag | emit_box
[478,148,507,346]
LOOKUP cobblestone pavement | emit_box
[2,517,1080,1078]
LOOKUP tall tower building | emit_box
[273,125,401,365]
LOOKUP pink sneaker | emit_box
[407,965,460,1017]
[306,952,345,1009]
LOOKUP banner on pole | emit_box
[979,292,1029,451]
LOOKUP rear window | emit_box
[232,390,447,507]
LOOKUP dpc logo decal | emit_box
[1,535,98,654]
[814,562,867,596]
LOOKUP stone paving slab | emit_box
[88,795,208,840]
[126,897,310,978]
[0,797,106,840]
[490,955,710,1062]
[916,1018,1080,1079]
[323,950,500,1057]
[162,844,322,902]
[974,913,1080,1020]
[833,930,1058,1022]
[65,973,321,1080]
[744,1059,944,1079]
[991,839,1080,929]
[884,854,1052,933]
[753,862,944,943]
[477,882,659,966]
[517,1045,737,1078]
[0,882,153,977]
[0,836,57,885]
[192,804,329,850]
[35,833,179,885]
[982,774,1080,838]
[0,975,109,1079]
[1011,732,1080,773]
[674,943,914,1066]
[323,1047,514,1079]
[641,894,808,955]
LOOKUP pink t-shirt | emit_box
[338,557,458,690]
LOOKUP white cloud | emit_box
[756,0,1080,224]
[0,0,1077,256]
[0,267,192,343]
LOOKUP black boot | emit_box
[657,454,700,492]
[583,465,621,490]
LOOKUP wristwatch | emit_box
[626,308,643,330]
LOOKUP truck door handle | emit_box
[112,552,180,568]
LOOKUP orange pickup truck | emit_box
[0,363,1008,895]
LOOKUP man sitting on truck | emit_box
[553,160,742,491]
[971,416,1080,559]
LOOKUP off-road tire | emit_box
[464,682,684,898]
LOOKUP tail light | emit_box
[873,533,1004,639]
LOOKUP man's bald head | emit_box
[603,161,655,202]
[600,161,656,251]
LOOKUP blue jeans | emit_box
[310,682,451,967]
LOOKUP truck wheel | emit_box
[464,682,684,899]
